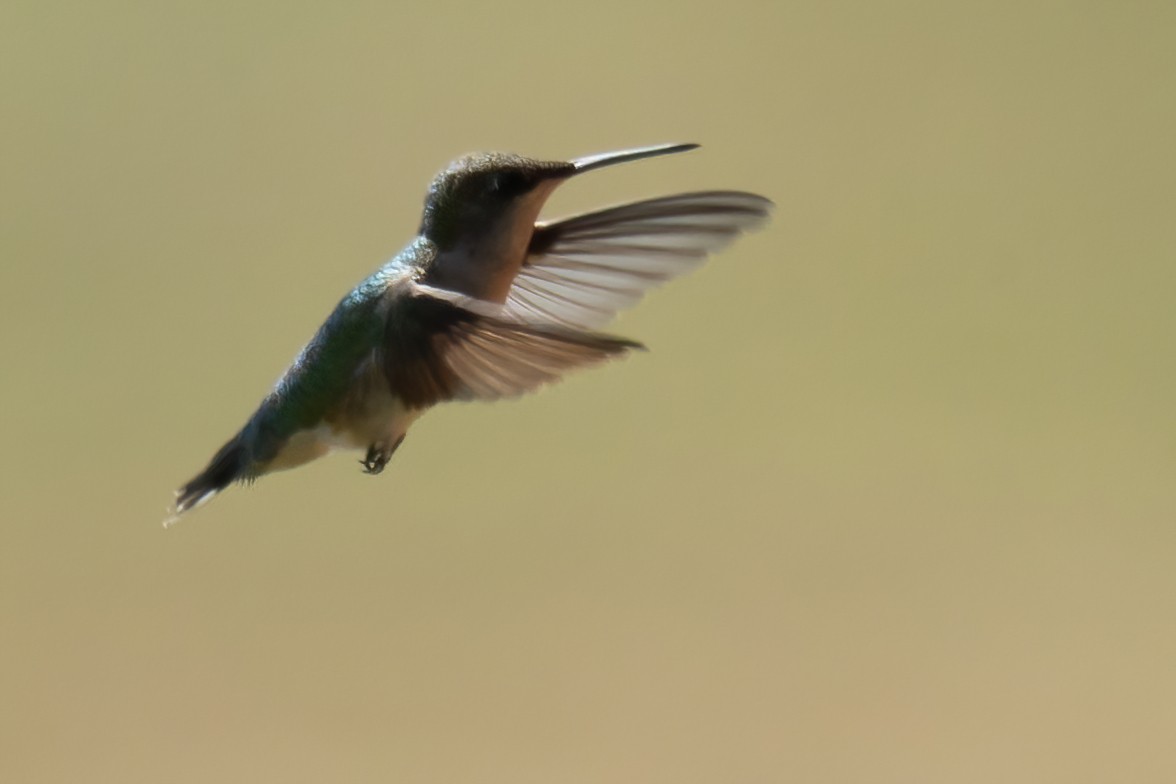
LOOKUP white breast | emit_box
[266,391,426,474]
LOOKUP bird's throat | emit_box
[429,181,561,303]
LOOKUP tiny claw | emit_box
[360,450,387,475]
[361,435,404,475]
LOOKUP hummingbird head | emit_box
[419,153,574,250]
[417,143,700,252]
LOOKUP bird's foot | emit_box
[360,436,405,475]
[360,445,389,474]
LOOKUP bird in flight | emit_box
[171,143,771,520]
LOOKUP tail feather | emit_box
[171,436,248,520]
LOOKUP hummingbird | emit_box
[171,143,771,519]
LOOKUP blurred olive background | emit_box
[2,1,1174,782]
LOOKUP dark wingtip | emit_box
[172,436,248,518]
[603,334,646,353]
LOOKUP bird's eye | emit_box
[489,171,528,197]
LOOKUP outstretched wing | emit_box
[503,191,773,330]
[383,287,642,408]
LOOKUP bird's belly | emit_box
[325,389,425,451]
[266,393,424,474]
[266,429,333,472]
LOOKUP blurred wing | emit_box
[504,191,773,330]
[441,319,640,401]
[384,290,642,407]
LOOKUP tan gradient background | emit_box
[2,2,1174,781]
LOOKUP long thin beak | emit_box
[571,143,699,174]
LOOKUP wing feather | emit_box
[383,291,642,406]
[505,191,772,329]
